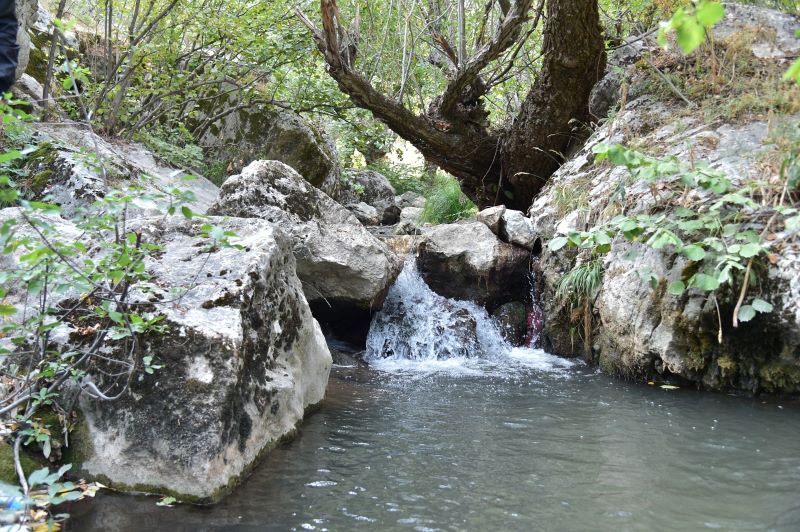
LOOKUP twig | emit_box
[14,436,28,495]
[643,55,693,107]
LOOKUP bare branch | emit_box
[438,0,534,118]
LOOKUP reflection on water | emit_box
[69,361,800,531]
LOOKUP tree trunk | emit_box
[299,0,605,210]
[501,0,606,210]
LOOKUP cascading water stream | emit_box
[364,258,573,374]
[525,270,544,347]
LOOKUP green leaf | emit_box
[0,150,22,163]
[117,251,132,267]
[751,298,773,313]
[59,490,84,502]
[0,304,16,316]
[678,219,703,232]
[696,1,725,26]
[677,18,704,54]
[737,305,756,322]
[28,468,50,487]
[668,280,686,295]
[681,244,706,261]
[692,273,719,291]
[548,236,568,251]
[181,206,193,219]
[738,242,762,258]
[783,57,800,84]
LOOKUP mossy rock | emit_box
[759,362,800,393]
[0,442,46,485]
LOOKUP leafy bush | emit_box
[420,175,477,224]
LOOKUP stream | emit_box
[69,262,800,531]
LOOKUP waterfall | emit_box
[365,259,508,362]
[364,259,575,374]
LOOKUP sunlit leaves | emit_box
[657,1,725,55]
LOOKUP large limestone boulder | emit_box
[416,221,531,311]
[338,170,400,225]
[196,104,339,191]
[71,217,331,502]
[209,160,402,314]
[15,0,38,82]
[1,212,332,502]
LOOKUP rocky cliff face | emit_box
[530,4,800,394]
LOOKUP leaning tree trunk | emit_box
[299,0,605,211]
[500,0,606,209]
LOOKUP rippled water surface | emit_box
[71,356,800,531]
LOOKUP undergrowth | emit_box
[634,25,800,125]
[134,126,205,171]
[420,174,478,224]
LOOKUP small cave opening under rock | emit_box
[308,300,375,352]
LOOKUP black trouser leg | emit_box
[0,0,19,93]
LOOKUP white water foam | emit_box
[365,259,576,377]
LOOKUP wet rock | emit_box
[416,221,531,311]
[492,301,528,346]
[476,205,505,234]
[209,160,402,312]
[339,170,401,225]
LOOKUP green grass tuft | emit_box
[420,175,477,224]
[555,259,604,307]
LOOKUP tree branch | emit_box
[296,4,459,155]
[437,0,534,118]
